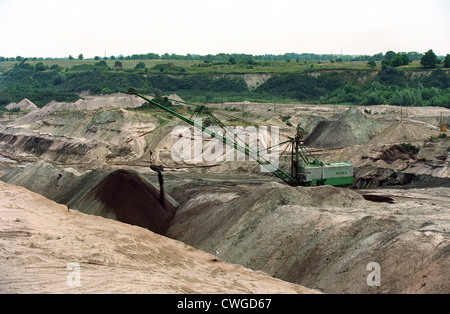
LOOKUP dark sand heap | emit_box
[72,169,176,235]
[304,107,380,148]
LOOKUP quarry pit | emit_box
[0,94,449,294]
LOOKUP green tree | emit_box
[35,62,48,71]
[391,54,404,67]
[362,91,386,105]
[367,60,376,68]
[135,62,146,70]
[381,59,391,69]
[94,60,108,69]
[421,49,438,69]
[402,54,411,66]
[384,51,397,61]
[53,73,67,85]
[68,55,74,60]
[443,54,450,68]
[78,54,84,60]
[371,52,384,61]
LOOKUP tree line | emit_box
[2,50,448,65]
[1,49,449,109]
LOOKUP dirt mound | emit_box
[167,182,449,293]
[165,94,185,104]
[6,98,38,111]
[72,169,175,235]
[168,183,368,247]
[369,122,439,145]
[42,93,146,112]
[304,107,381,148]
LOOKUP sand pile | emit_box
[165,94,186,104]
[42,93,146,112]
[70,169,176,235]
[369,122,440,145]
[6,98,38,111]
[304,107,381,148]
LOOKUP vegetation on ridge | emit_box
[0,50,449,109]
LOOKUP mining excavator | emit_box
[128,89,353,187]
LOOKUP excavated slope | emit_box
[166,182,449,294]
[0,107,158,164]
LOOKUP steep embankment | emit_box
[1,160,79,200]
[0,105,158,164]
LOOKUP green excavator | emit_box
[128,88,353,187]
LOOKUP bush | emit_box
[399,143,419,155]
[35,62,48,72]
[421,49,438,69]
[444,54,450,68]
[362,91,386,105]
[419,69,450,89]
[376,68,406,87]
[94,61,109,70]
[255,73,340,101]
[389,88,423,106]
[135,62,146,70]
[53,73,67,86]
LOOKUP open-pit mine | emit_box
[0,93,449,294]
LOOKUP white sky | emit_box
[1,0,449,58]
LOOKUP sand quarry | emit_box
[0,94,449,294]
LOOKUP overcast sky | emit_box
[1,0,449,58]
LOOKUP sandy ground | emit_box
[0,180,318,294]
